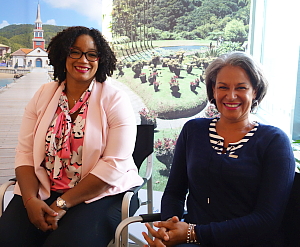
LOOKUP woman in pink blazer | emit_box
[0,26,143,247]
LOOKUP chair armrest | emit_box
[126,178,148,195]
[0,178,17,217]
[139,213,162,223]
[113,213,162,246]
[114,215,145,246]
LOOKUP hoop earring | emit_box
[251,100,259,114]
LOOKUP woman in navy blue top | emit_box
[143,52,295,246]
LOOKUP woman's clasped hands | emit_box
[142,216,189,247]
[25,196,65,232]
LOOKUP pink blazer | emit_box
[14,80,143,202]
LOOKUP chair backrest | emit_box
[132,125,154,170]
[282,172,300,246]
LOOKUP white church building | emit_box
[10,3,50,69]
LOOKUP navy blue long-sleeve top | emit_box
[161,118,295,246]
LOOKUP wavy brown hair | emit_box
[205,52,268,112]
[47,26,116,84]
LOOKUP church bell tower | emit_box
[32,2,45,50]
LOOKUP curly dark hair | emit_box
[47,26,117,84]
[205,52,268,112]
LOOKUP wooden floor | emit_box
[0,68,51,187]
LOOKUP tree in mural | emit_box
[224,19,247,43]
[112,0,155,59]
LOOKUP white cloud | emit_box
[45,19,57,25]
[44,0,102,27]
[0,20,10,29]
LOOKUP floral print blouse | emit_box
[42,81,94,192]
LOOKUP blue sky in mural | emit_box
[0,0,103,30]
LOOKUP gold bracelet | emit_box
[187,223,195,243]
[187,223,201,245]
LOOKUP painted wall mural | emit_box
[110,0,251,191]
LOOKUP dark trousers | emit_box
[0,191,138,247]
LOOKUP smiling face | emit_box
[65,34,99,85]
[213,65,256,123]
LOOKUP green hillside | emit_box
[112,0,250,42]
[0,24,68,52]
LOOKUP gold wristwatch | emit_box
[56,197,69,211]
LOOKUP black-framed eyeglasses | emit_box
[69,48,100,62]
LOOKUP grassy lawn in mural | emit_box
[115,63,204,191]
[112,40,213,119]
[113,65,207,118]
[112,40,216,191]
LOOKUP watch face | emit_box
[57,199,64,207]
[57,197,66,208]
[56,197,68,210]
